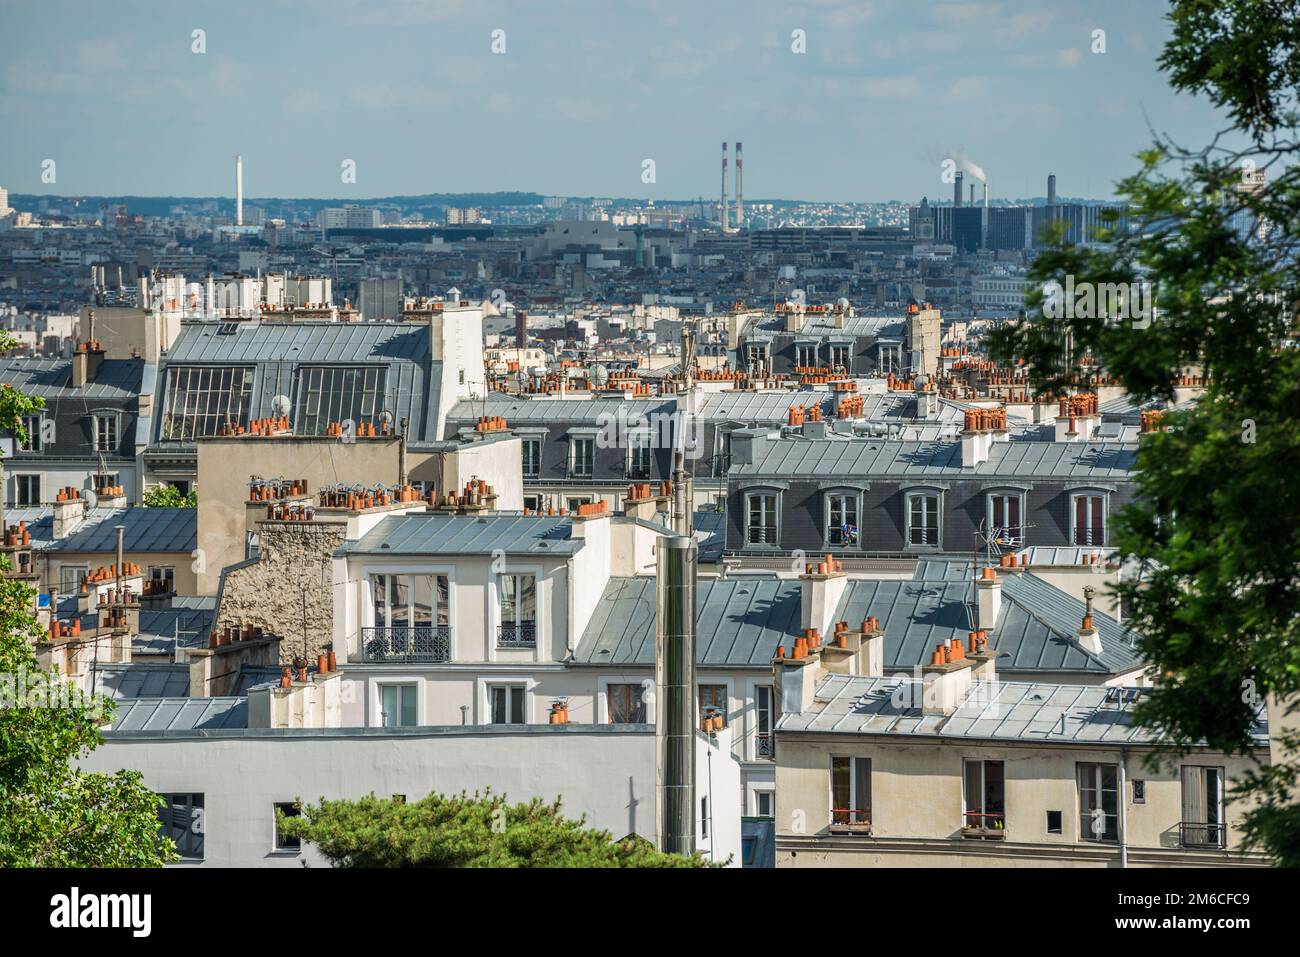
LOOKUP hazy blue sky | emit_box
[1,0,1231,202]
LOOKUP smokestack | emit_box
[656,535,697,856]
[983,182,989,209]
[235,154,244,227]
[954,171,963,207]
[1047,173,1057,210]
[720,142,729,232]
[734,141,743,229]
[970,183,976,206]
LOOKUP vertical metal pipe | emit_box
[656,535,697,856]
[734,141,743,229]
[720,142,729,232]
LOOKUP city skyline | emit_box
[2,0,1235,203]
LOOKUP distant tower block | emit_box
[734,141,743,229]
[720,142,729,231]
[954,171,963,207]
[235,154,244,227]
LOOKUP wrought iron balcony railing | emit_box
[1180,821,1227,848]
[754,732,775,759]
[497,620,537,648]
[362,625,451,663]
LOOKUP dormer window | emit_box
[906,491,941,548]
[825,492,859,547]
[569,436,594,478]
[94,413,119,453]
[1071,492,1107,546]
[746,490,779,546]
[988,492,1024,546]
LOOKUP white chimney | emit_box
[235,154,244,227]
[976,566,1002,631]
[720,142,729,232]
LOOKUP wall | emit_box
[775,734,1267,867]
[79,726,656,867]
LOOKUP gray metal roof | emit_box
[47,507,196,554]
[0,507,52,548]
[833,571,1145,676]
[692,510,725,562]
[343,513,584,557]
[733,435,1136,480]
[106,696,248,732]
[778,673,1268,748]
[135,596,219,652]
[573,576,800,667]
[158,321,439,444]
[96,663,190,699]
[0,357,145,400]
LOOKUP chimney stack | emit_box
[1077,585,1103,654]
[235,154,244,227]
[720,142,729,232]
[983,182,989,209]
[734,141,743,229]
[954,171,964,207]
[1047,173,1057,210]
[656,536,698,857]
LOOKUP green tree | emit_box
[141,483,196,507]
[989,1,1300,865]
[0,333,176,867]
[278,790,716,867]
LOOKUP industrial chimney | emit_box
[734,141,743,229]
[656,535,698,857]
[983,182,989,209]
[954,171,963,207]
[1047,173,1057,212]
[970,182,976,206]
[720,142,729,232]
[235,154,244,227]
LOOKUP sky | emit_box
[0,0,1234,203]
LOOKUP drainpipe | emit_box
[1118,744,1129,868]
[656,535,698,856]
[564,556,576,659]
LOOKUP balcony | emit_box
[361,625,450,663]
[961,810,1007,840]
[828,808,872,836]
[754,732,775,760]
[1180,821,1227,849]
[497,620,537,649]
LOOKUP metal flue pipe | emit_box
[656,535,697,856]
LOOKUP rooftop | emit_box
[343,512,584,557]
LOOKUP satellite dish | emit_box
[378,410,394,432]
[591,364,609,387]
[84,489,99,509]
[270,394,292,417]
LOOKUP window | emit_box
[273,802,301,852]
[607,683,646,723]
[627,434,652,479]
[988,492,1023,545]
[1132,779,1146,804]
[1077,762,1119,842]
[829,344,851,372]
[497,574,537,647]
[1046,810,1063,834]
[963,759,1006,833]
[378,683,418,727]
[566,496,591,513]
[17,414,42,452]
[162,365,255,439]
[754,790,775,818]
[294,366,388,436]
[746,491,778,545]
[158,793,204,859]
[1181,766,1225,847]
[569,436,594,477]
[830,757,871,829]
[149,566,175,593]
[94,413,119,453]
[701,796,709,839]
[1072,493,1106,546]
[489,684,527,724]
[699,684,728,727]
[906,491,940,547]
[826,493,859,546]
[755,685,777,759]
[368,574,451,661]
[59,566,88,594]
[522,438,541,478]
[14,474,40,506]
[795,344,818,368]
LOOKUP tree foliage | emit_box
[0,332,176,867]
[278,790,715,868]
[141,483,197,508]
[989,1,1300,864]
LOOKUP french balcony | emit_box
[497,620,537,649]
[961,810,1007,840]
[829,808,872,836]
[361,625,451,663]
[754,732,775,760]
[1179,821,1227,849]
